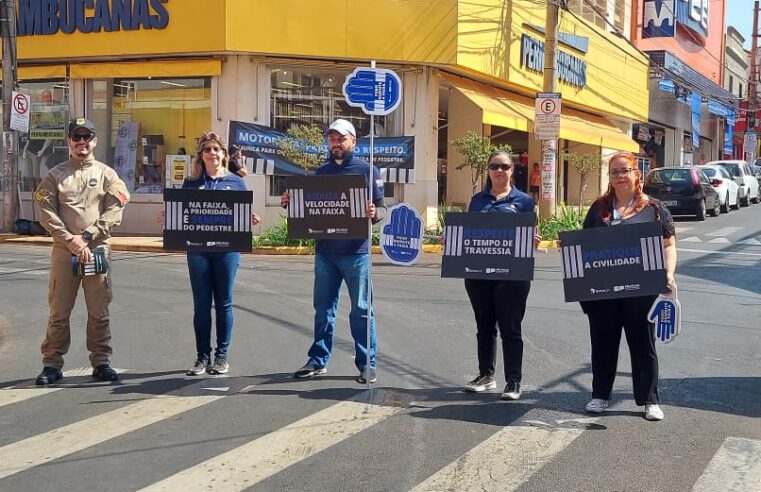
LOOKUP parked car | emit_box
[699,164,740,213]
[643,166,720,220]
[708,160,760,207]
[751,164,761,191]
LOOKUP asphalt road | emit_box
[0,203,759,492]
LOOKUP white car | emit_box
[700,165,740,213]
[707,160,760,207]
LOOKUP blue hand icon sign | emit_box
[381,204,423,265]
[647,293,681,343]
[343,68,402,116]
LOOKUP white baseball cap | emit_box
[326,119,356,137]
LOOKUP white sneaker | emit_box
[645,404,664,421]
[585,398,609,413]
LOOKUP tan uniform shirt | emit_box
[34,157,130,258]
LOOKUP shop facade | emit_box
[2,0,648,233]
[632,0,737,167]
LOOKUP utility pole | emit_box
[539,0,559,218]
[2,0,18,232]
[747,0,760,161]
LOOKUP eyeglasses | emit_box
[69,133,95,143]
[488,163,512,171]
[608,168,634,177]
[202,146,222,153]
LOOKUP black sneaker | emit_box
[92,364,119,382]
[357,367,377,384]
[464,374,497,392]
[294,363,327,378]
[501,382,521,400]
[208,356,229,375]
[35,367,62,385]
[187,357,211,376]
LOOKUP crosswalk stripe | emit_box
[706,227,743,237]
[679,237,702,243]
[138,399,403,492]
[708,237,731,244]
[691,437,761,492]
[0,388,61,409]
[409,423,590,492]
[0,395,222,480]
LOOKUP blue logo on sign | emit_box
[343,68,402,116]
[381,204,422,265]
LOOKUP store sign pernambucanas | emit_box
[520,34,587,88]
[17,0,169,36]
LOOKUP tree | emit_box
[450,131,512,195]
[560,149,603,214]
[276,124,326,174]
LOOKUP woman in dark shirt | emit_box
[463,150,537,400]
[581,151,676,421]
[181,132,258,376]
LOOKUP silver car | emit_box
[707,160,760,207]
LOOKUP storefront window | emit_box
[90,78,211,194]
[18,82,70,191]
[268,66,400,200]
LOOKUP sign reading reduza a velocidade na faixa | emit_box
[286,175,370,240]
[441,212,537,280]
[559,222,668,302]
[163,189,253,252]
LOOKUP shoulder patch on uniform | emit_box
[107,183,130,206]
[33,188,52,205]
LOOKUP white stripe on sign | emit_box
[138,400,402,492]
[408,169,415,183]
[410,424,588,492]
[0,395,222,480]
[297,188,305,219]
[244,157,253,173]
[244,203,251,232]
[350,187,360,218]
[266,159,275,175]
[562,245,583,279]
[640,237,651,271]
[254,158,265,174]
[173,201,183,231]
[654,236,664,270]
[691,437,761,492]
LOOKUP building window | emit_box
[566,0,621,31]
[267,66,401,201]
[739,83,744,98]
[90,78,211,194]
[18,82,70,191]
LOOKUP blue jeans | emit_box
[187,252,240,359]
[308,253,376,371]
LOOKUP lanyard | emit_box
[612,196,635,221]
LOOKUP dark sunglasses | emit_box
[69,133,95,142]
[488,163,512,171]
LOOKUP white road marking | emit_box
[737,238,761,246]
[706,227,743,237]
[692,437,761,492]
[0,395,222,480]
[0,388,62,409]
[680,237,703,243]
[138,399,403,492]
[410,423,591,492]
[708,238,732,244]
[201,387,229,392]
[677,248,761,257]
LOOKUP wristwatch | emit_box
[82,230,94,242]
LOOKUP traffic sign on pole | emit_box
[10,91,30,133]
[342,67,402,116]
[534,92,561,141]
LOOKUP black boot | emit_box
[92,364,119,382]
[35,367,62,385]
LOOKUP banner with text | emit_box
[441,212,537,280]
[163,189,253,252]
[228,120,416,183]
[286,175,369,240]
[559,222,668,302]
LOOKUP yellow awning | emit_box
[17,65,67,80]
[70,59,222,79]
[443,73,640,153]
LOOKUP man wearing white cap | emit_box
[282,118,386,384]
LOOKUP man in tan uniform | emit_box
[33,118,130,385]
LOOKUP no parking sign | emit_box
[11,92,30,133]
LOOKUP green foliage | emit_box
[560,149,603,214]
[252,216,315,248]
[276,124,326,175]
[450,131,511,195]
[537,205,585,240]
[433,202,463,235]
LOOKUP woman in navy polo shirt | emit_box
[181,132,257,376]
[463,150,536,400]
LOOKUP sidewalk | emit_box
[0,234,557,254]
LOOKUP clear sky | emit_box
[726,1,754,49]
